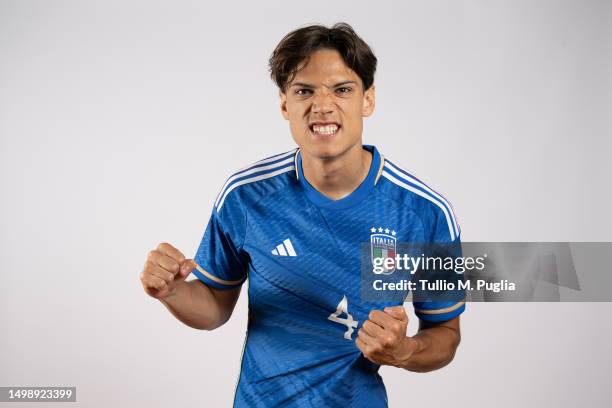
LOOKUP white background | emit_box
[1,0,611,406]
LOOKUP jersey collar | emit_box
[294,145,384,210]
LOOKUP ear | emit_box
[362,84,375,117]
[280,90,289,120]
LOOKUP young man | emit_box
[140,23,464,407]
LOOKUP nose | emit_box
[311,89,335,114]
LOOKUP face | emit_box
[280,48,375,160]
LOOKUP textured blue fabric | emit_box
[192,145,464,407]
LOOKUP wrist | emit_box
[158,279,187,302]
[397,336,420,368]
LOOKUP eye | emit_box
[295,88,312,96]
[335,87,353,95]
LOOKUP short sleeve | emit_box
[413,204,466,322]
[192,199,248,290]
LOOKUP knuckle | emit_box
[147,250,157,261]
[157,242,169,251]
[379,336,390,347]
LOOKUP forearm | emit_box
[400,324,460,373]
[158,280,237,330]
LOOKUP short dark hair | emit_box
[268,22,377,93]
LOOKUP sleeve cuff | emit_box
[192,262,246,290]
[414,300,466,323]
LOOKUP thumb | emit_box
[178,259,197,279]
[384,305,408,322]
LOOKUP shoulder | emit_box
[378,156,461,242]
[213,148,298,215]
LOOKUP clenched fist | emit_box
[356,306,419,368]
[140,242,196,299]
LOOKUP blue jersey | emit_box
[193,145,464,407]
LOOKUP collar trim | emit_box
[294,148,300,180]
[374,153,385,185]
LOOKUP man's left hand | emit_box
[356,306,419,367]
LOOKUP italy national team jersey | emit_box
[193,145,464,407]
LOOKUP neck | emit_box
[301,144,372,201]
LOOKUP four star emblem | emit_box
[370,227,397,236]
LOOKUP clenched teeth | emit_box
[312,124,339,135]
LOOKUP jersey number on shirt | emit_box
[328,295,358,340]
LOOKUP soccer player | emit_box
[140,23,464,407]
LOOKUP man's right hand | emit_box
[140,242,196,299]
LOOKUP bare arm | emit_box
[140,242,242,331]
[399,316,460,372]
[158,280,241,330]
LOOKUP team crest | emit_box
[370,226,397,275]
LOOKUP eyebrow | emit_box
[290,80,358,89]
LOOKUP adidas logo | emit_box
[271,238,297,257]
